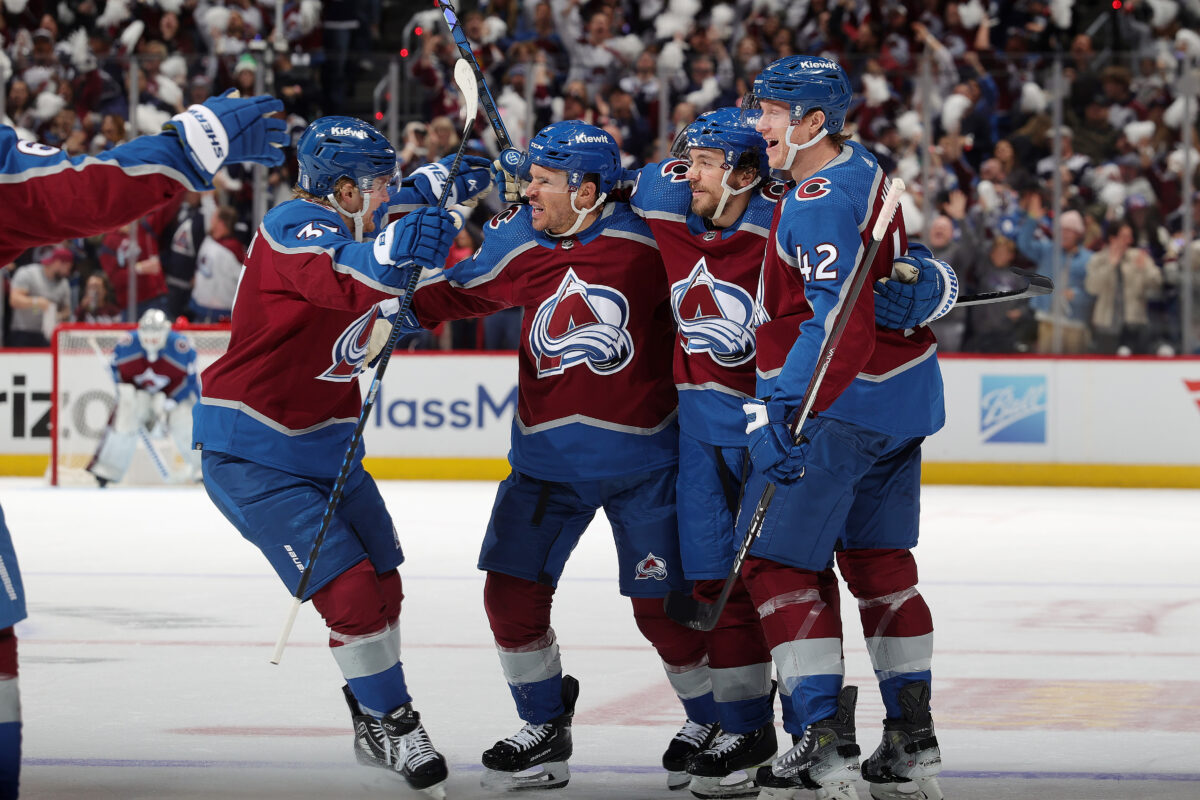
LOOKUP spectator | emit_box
[961,236,1036,353]
[160,192,208,320]
[8,247,73,347]
[190,206,245,323]
[74,272,123,324]
[1016,192,1093,354]
[1085,221,1164,355]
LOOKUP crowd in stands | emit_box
[4,0,1200,355]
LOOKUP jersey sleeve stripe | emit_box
[200,397,359,436]
[456,240,538,289]
[516,409,678,436]
[855,343,937,382]
[602,227,658,250]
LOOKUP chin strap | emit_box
[551,190,607,238]
[713,171,762,220]
[328,190,372,242]
[781,125,828,171]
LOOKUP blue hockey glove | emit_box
[163,90,287,180]
[873,241,959,329]
[493,148,530,204]
[409,154,495,207]
[375,207,458,270]
[744,400,809,484]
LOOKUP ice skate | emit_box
[768,686,861,799]
[662,719,719,790]
[861,681,942,800]
[343,684,392,770]
[379,702,450,799]
[481,674,579,791]
[686,722,777,799]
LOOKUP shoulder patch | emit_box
[760,181,788,203]
[488,204,523,230]
[660,159,690,182]
[173,336,191,354]
[117,333,133,348]
[794,177,832,202]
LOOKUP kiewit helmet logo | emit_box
[530,268,634,377]
[671,257,756,365]
[319,306,381,382]
[796,59,836,70]
[635,553,668,581]
[573,132,609,144]
[330,126,369,139]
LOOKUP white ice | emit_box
[4,479,1199,800]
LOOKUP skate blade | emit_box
[668,769,690,790]
[754,785,801,800]
[481,761,570,791]
[815,781,862,800]
[418,779,448,800]
[868,777,943,800]
[688,771,760,799]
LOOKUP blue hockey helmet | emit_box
[296,116,397,197]
[745,56,853,135]
[671,107,770,180]
[526,121,622,195]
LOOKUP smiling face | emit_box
[525,164,579,234]
[754,99,795,170]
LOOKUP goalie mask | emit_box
[138,309,171,361]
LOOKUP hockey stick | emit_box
[953,268,1054,308]
[436,0,521,169]
[665,179,907,632]
[271,60,480,665]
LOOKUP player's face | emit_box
[526,164,575,234]
[755,99,793,169]
[361,175,391,234]
[685,147,730,219]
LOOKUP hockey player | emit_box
[738,57,950,800]
[624,108,955,799]
[87,309,202,486]
[408,121,715,792]
[191,116,487,800]
[0,90,288,800]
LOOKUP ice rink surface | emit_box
[3,478,1198,800]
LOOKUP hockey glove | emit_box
[376,207,458,272]
[163,90,287,180]
[493,148,530,204]
[744,400,809,484]
[409,155,495,207]
[873,241,959,329]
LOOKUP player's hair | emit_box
[292,176,357,205]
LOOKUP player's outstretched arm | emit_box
[873,242,959,329]
[162,90,287,182]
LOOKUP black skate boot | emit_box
[342,684,392,770]
[861,681,943,800]
[662,719,719,790]
[481,674,580,791]
[380,702,450,800]
[685,722,777,799]
[765,685,862,800]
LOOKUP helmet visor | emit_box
[354,163,399,194]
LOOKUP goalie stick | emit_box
[271,60,481,665]
[664,179,907,632]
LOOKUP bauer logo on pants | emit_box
[635,553,668,581]
[979,375,1047,444]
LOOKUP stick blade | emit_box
[454,59,479,126]
[663,590,720,632]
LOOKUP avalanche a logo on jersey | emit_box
[670,257,755,365]
[530,268,634,378]
[319,306,380,382]
[635,552,668,581]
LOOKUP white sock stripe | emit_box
[328,620,398,647]
[663,654,710,675]
[710,662,774,703]
[665,660,713,700]
[497,639,561,686]
[0,677,20,724]
[771,638,845,687]
[330,624,402,681]
[496,629,557,654]
[864,633,934,679]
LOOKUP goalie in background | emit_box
[86,309,201,487]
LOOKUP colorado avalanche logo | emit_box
[635,553,668,581]
[661,159,690,182]
[670,258,756,365]
[760,181,788,202]
[530,269,634,377]
[489,204,521,230]
[319,306,380,382]
[794,176,832,201]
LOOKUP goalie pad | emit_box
[167,397,201,477]
[88,426,138,484]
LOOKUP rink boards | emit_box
[2,350,1198,487]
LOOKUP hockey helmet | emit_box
[296,116,398,197]
[744,56,853,135]
[138,308,171,359]
[671,107,770,180]
[526,121,622,195]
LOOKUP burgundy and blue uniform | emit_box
[112,330,200,401]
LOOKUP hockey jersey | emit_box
[0,125,208,265]
[113,330,200,402]
[411,202,679,481]
[629,158,786,446]
[192,198,415,477]
[758,140,944,437]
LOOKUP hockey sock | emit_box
[695,578,773,734]
[742,558,845,729]
[311,561,411,718]
[484,571,564,724]
[631,596,716,723]
[837,549,933,720]
[0,627,19,800]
